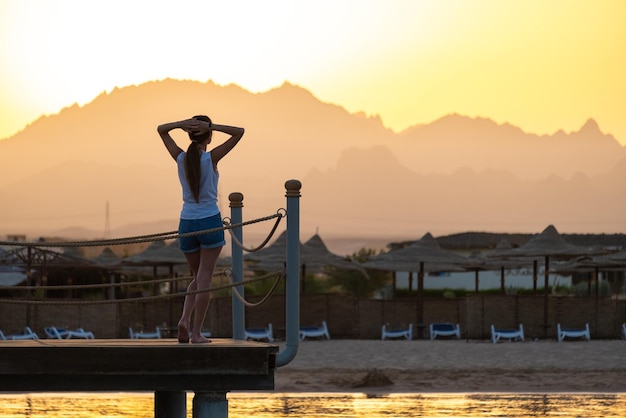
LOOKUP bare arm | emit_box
[210,124,245,165]
[157,119,202,160]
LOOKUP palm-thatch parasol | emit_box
[244,230,292,266]
[92,247,121,268]
[89,247,123,299]
[301,234,368,276]
[362,232,470,334]
[553,246,625,296]
[120,240,189,297]
[362,232,468,272]
[123,240,187,266]
[492,225,606,337]
[245,231,367,291]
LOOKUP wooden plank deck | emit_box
[0,338,278,392]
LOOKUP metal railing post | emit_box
[229,192,245,340]
[277,179,301,367]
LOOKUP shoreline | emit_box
[270,339,626,393]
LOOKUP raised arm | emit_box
[157,119,202,160]
[210,124,245,165]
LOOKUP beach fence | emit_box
[2,290,626,342]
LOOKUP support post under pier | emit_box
[155,391,186,418]
[193,392,228,418]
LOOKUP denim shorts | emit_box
[178,214,226,253]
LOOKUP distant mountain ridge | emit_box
[395,114,623,179]
[0,79,624,242]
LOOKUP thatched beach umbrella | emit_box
[121,240,189,296]
[494,225,604,337]
[244,230,293,265]
[123,240,187,266]
[605,249,626,265]
[90,247,122,300]
[554,247,626,296]
[92,247,121,268]
[363,232,468,272]
[362,232,469,334]
[301,234,367,275]
[246,231,367,291]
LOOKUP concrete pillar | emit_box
[154,391,186,418]
[193,392,228,418]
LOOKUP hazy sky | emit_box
[1,0,625,144]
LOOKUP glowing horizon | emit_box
[1,0,625,144]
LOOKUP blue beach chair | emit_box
[429,323,461,340]
[381,324,413,340]
[299,321,330,341]
[491,324,524,343]
[557,323,590,342]
[245,323,274,342]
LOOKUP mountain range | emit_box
[0,79,624,254]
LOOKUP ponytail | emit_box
[184,142,201,203]
[184,115,212,203]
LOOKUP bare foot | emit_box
[177,322,190,343]
[190,336,211,344]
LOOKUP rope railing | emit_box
[0,273,204,291]
[228,269,284,308]
[0,211,284,248]
[224,208,285,253]
[0,270,283,306]
[0,208,287,310]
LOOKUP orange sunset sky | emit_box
[1,0,625,145]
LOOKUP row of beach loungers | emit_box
[128,323,332,342]
[381,322,598,343]
[244,321,601,343]
[244,321,332,342]
[0,323,332,341]
[0,326,94,340]
[2,322,621,342]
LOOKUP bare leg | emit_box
[190,246,222,343]
[178,251,201,343]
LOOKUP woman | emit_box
[158,115,244,343]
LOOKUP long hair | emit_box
[184,115,212,203]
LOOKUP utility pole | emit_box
[104,200,111,239]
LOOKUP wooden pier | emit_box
[0,338,278,417]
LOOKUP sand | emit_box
[272,339,626,393]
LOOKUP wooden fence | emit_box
[2,293,625,340]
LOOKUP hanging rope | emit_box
[227,269,284,308]
[224,208,286,253]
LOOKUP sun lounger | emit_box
[245,323,274,342]
[0,327,39,340]
[299,321,330,341]
[46,326,95,339]
[381,324,413,340]
[491,324,524,343]
[429,323,461,340]
[557,323,590,342]
[129,327,161,339]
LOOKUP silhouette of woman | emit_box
[158,115,244,343]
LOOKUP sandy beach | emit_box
[273,339,626,393]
